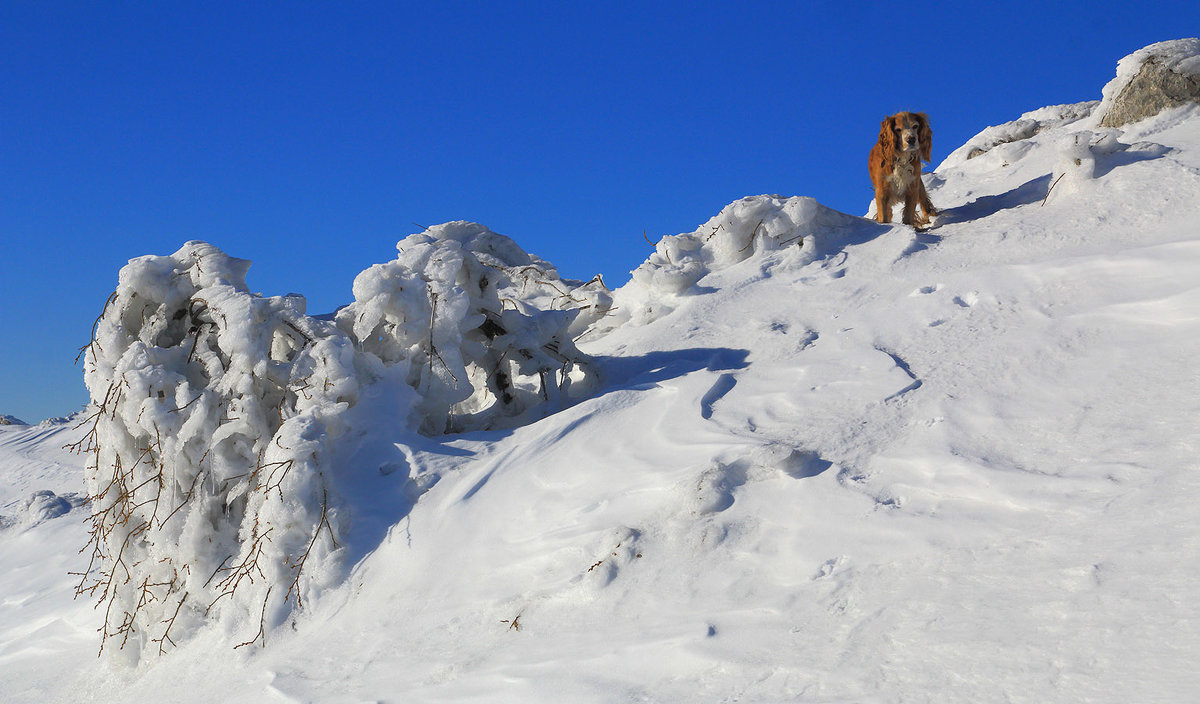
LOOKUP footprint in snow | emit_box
[700,373,738,420]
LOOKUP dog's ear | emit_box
[879,116,894,147]
[879,116,896,159]
[917,112,932,162]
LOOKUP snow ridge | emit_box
[3,38,1200,704]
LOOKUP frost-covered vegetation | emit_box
[71,225,610,658]
[6,37,1200,704]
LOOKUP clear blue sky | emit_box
[2,1,1196,423]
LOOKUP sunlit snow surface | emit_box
[4,53,1200,702]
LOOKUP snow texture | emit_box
[4,38,1200,704]
[605,195,860,328]
[69,227,606,661]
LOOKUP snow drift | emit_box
[4,37,1200,704]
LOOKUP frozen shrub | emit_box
[338,222,608,433]
[74,228,608,659]
[74,242,360,660]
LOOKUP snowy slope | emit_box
[4,45,1200,703]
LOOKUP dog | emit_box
[869,111,937,227]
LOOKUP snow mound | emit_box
[607,195,861,327]
[938,102,1099,168]
[0,489,86,531]
[74,229,608,660]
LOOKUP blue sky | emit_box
[2,1,1197,423]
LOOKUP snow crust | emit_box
[5,38,1200,704]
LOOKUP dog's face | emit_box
[893,113,923,152]
[880,112,932,162]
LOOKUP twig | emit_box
[428,290,438,380]
[234,587,271,649]
[153,591,188,655]
[286,486,337,609]
[502,610,524,631]
[76,291,118,364]
[167,394,203,413]
[281,319,314,345]
[1042,173,1066,206]
[739,220,765,253]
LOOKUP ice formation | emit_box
[74,227,608,659]
[338,221,610,433]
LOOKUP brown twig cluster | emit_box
[71,276,343,658]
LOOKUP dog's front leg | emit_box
[875,192,892,223]
[918,179,938,219]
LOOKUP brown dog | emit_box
[869,112,937,227]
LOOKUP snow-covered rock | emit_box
[1099,37,1200,127]
[938,101,1098,167]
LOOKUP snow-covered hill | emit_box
[4,40,1200,703]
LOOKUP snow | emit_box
[1099,37,1200,108]
[4,40,1200,703]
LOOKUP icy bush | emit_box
[337,222,608,433]
[1045,131,1098,203]
[75,230,606,660]
[74,242,362,660]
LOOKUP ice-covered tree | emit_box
[339,222,609,433]
[73,227,609,660]
[74,242,362,660]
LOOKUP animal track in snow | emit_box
[912,285,981,326]
[700,373,738,420]
[694,460,749,514]
[749,443,833,480]
[875,346,923,401]
[692,445,834,516]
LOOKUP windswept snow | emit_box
[4,40,1200,703]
